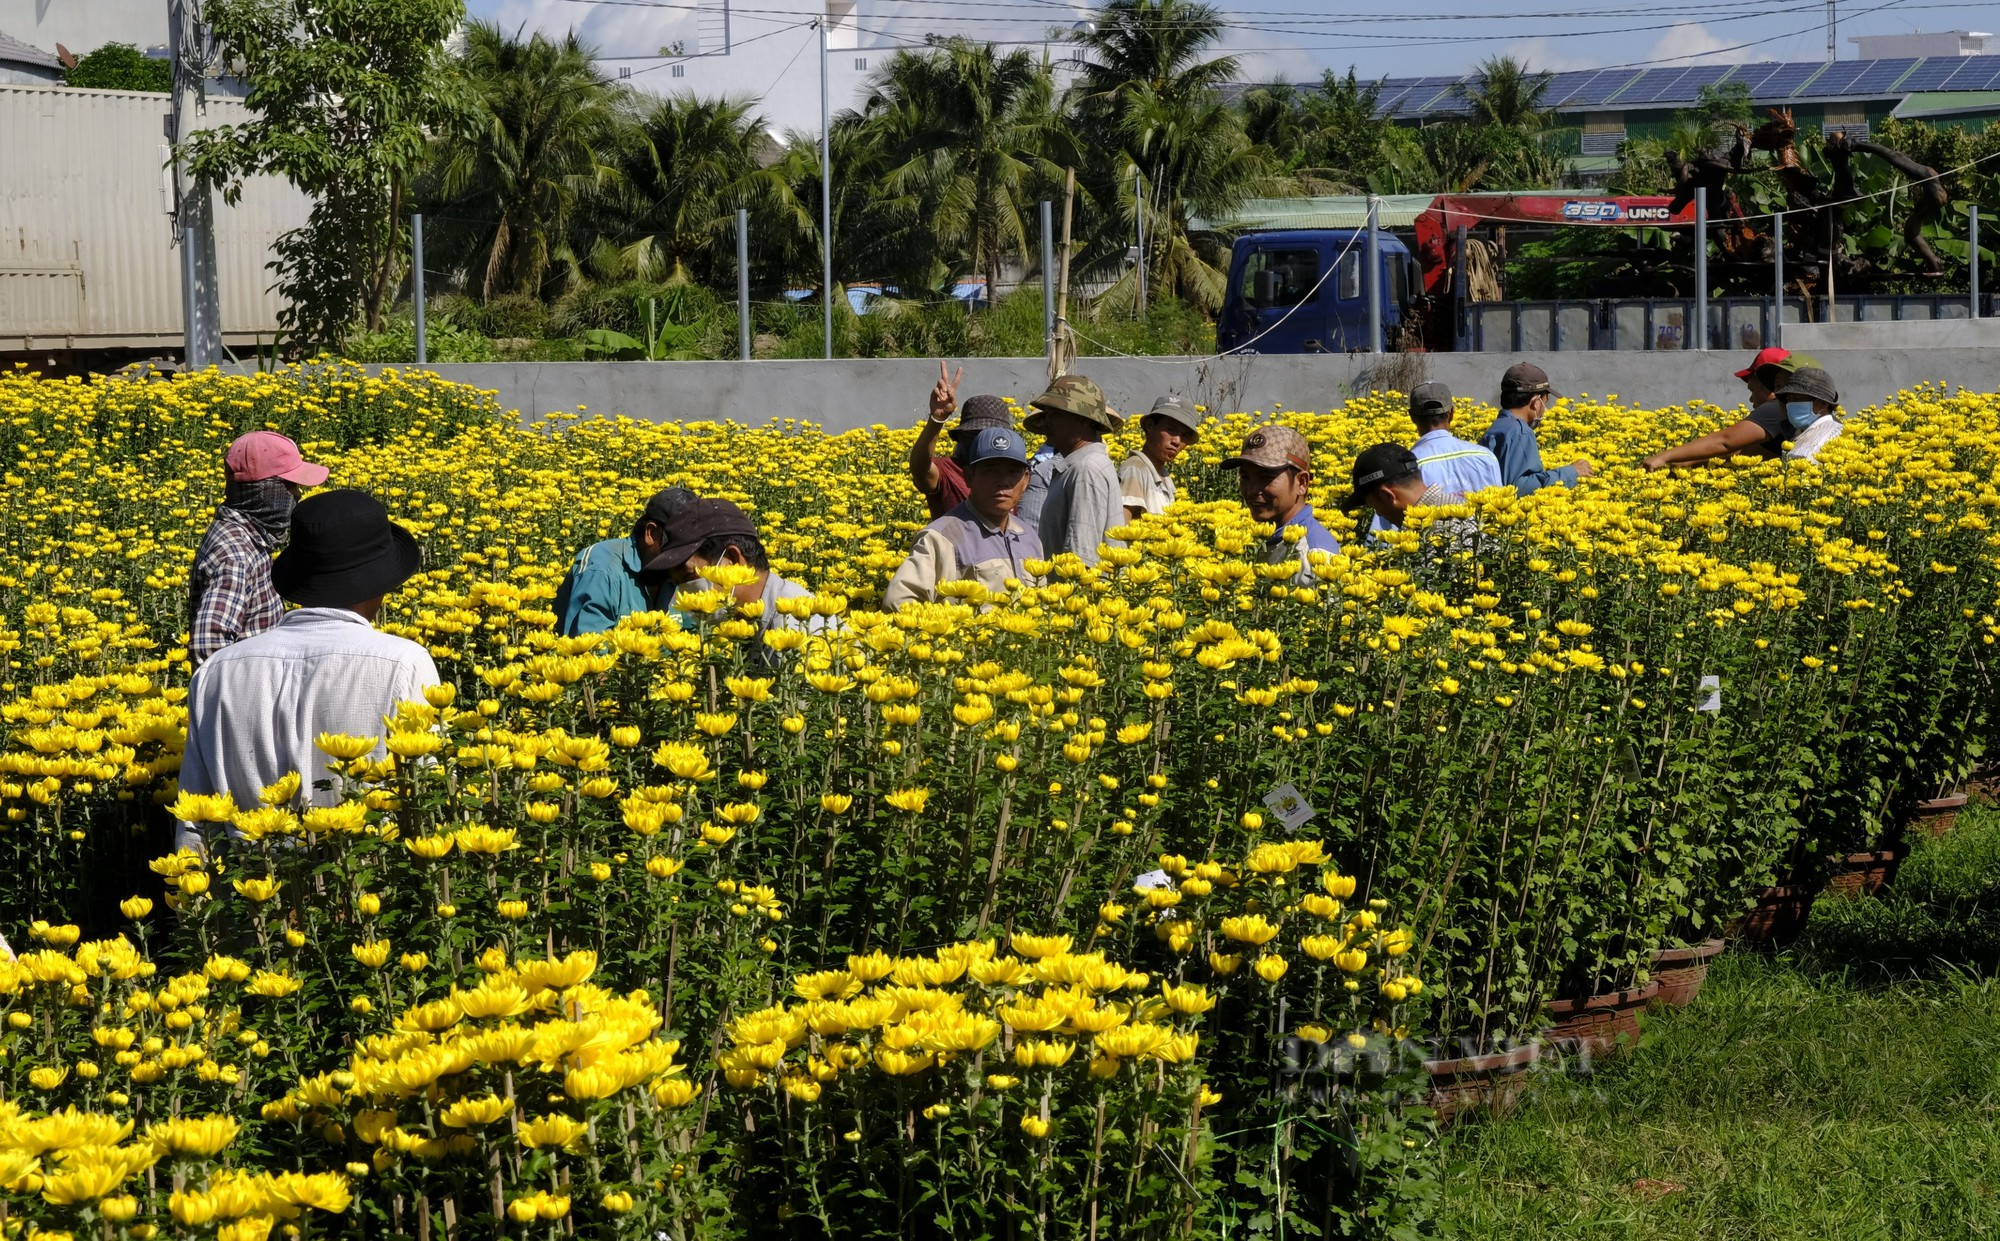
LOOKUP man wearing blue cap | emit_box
[884,426,1046,607]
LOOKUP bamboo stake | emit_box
[1050,167,1077,384]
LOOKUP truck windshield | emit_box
[1240,248,1320,307]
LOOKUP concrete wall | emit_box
[1781,318,2000,352]
[397,347,2000,434]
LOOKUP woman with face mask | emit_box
[1773,367,1843,463]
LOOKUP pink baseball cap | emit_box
[224,431,329,486]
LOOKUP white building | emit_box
[1848,30,1991,59]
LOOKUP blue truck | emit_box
[1214,229,1418,354]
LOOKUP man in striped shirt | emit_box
[1369,382,1499,536]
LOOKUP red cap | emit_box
[225,431,329,486]
[1734,346,1790,381]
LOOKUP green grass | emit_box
[1435,951,2000,1239]
[1799,800,2000,978]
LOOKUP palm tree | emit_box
[1458,55,1554,134]
[424,22,624,301]
[1068,0,1281,312]
[851,38,1074,295]
[611,94,797,287]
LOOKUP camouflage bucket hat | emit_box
[1024,374,1121,434]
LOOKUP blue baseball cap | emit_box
[961,426,1028,467]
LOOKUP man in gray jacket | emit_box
[1023,374,1125,567]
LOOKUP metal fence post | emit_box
[818,16,832,360]
[1366,194,1383,355]
[1771,210,1783,349]
[737,208,751,360]
[412,213,426,365]
[1694,187,1708,351]
[1972,204,1981,320]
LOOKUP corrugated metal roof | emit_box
[1892,89,2000,117]
[0,30,62,70]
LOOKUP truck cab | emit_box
[1216,229,1416,354]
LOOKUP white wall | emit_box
[1847,31,1989,58]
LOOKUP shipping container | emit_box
[0,83,308,358]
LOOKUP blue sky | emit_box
[468,0,1995,85]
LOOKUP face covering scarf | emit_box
[223,477,298,547]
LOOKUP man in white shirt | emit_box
[1119,396,1200,521]
[1772,366,1844,462]
[1024,374,1126,566]
[178,490,439,848]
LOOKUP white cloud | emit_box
[1493,37,1603,75]
[1642,22,1745,66]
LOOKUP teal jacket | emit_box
[553,538,671,636]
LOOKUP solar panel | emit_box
[1541,70,1601,108]
[1371,80,1419,117]
[1723,63,1788,96]
[1894,58,1962,92]
[1805,61,1869,96]
[1837,57,1917,94]
[1655,64,1735,103]
[1565,69,1645,108]
[1390,76,1465,117]
[1617,68,1687,105]
[1942,55,2000,90]
[1750,63,1824,99]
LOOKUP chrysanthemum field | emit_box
[0,361,1990,1240]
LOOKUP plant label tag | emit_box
[1132,869,1172,890]
[1262,783,1316,833]
[1697,674,1721,714]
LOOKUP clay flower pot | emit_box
[1824,847,1905,898]
[1736,884,1816,948]
[1910,793,1968,839]
[1544,981,1660,1058]
[1648,938,1726,1009]
[1423,1040,1541,1124]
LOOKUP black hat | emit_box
[644,498,758,572]
[637,486,698,535]
[953,395,1014,435]
[1340,443,1422,512]
[271,490,423,607]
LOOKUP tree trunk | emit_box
[365,177,405,334]
[483,216,513,303]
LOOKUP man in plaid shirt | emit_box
[188,432,329,666]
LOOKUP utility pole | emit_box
[1365,195,1382,354]
[1694,187,1708,350]
[818,13,832,360]
[1826,0,1836,61]
[169,0,222,369]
